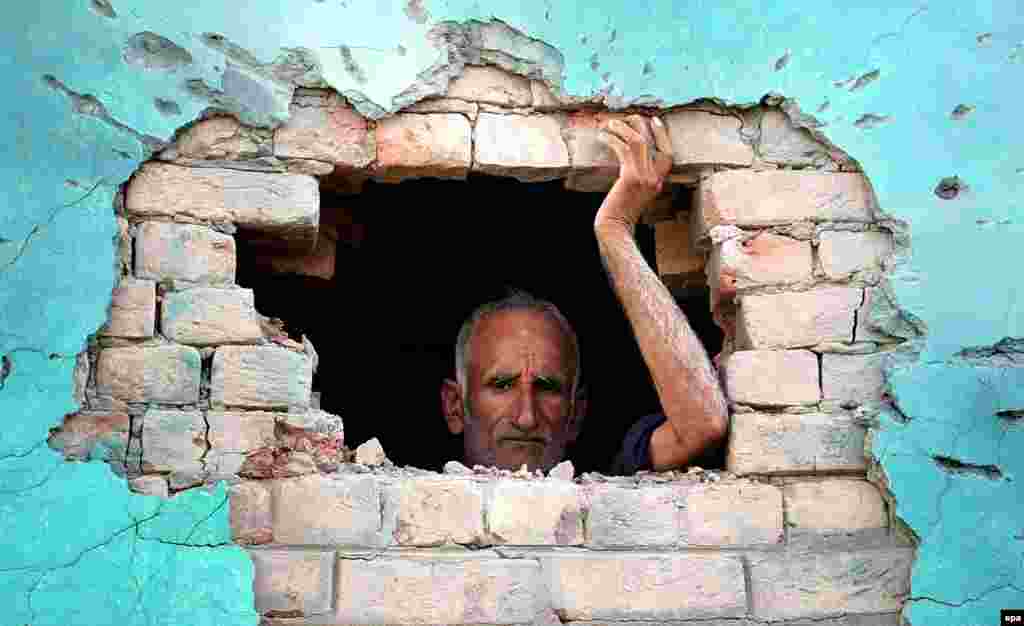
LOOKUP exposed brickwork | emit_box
[694,170,878,239]
[728,412,868,474]
[273,89,374,169]
[98,82,912,625]
[723,350,820,406]
[748,548,913,620]
[473,112,569,181]
[374,113,472,182]
[102,278,155,338]
[161,287,262,346]
[737,287,863,349]
[211,345,313,409]
[126,163,319,248]
[95,345,201,404]
[134,222,236,285]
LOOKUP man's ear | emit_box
[567,385,588,443]
[441,378,466,435]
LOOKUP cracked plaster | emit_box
[2,1,1022,624]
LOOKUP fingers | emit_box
[651,116,674,158]
[624,114,655,148]
[598,129,629,165]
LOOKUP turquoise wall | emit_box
[1,2,1020,624]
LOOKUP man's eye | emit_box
[492,378,515,390]
[535,378,563,392]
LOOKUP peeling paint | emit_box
[123,32,193,72]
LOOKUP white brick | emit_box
[487,480,583,546]
[473,113,569,181]
[126,163,319,247]
[272,474,383,546]
[250,549,333,616]
[822,353,888,406]
[95,345,201,404]
[723,350,820,406]
[274,90,374,168]
[708,234,812,305]
[737,287,862,349]
[695,171,878,238]
[140,409,205,474]
[748,548,913,620]
[819,231,893,279]
[161,287,262,346]
[211,345,313,409]
[102,279,155,338]
[335,556,545,624]
[229,481,273,545]
[663,109,754,167]
[382,479,486,547]
[683,481,784,546]
[727,412,868,475]
[205,411,278,478]
[134,222,236,285]
[374,113,472,182]
[784,480,888,533]
[585,484,678,548]
[543,554,747,621]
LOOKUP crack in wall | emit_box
[930,455,1003,480]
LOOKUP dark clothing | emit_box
[610,412,722,475]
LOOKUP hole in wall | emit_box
[235,174,724,474]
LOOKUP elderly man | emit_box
[440,115,728,475]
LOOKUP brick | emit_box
[211,346,313,409]
[757,108,845,168]
[229,481,273,545]
[737,287,862,349]
[655,219,705,289]
[683,481,783,546]
[126,163,319,248]
[819,231,893,279]
[250,549,333,616]
[694,171,878,238]
[335,556,544,624]
[727,412,868,475]
[140,409,206,474]
[562,111,630,192]
[102,279,155,338]
[446,65,532,106]
[748,548,913,620]
[274,90,374,169]
[161,287,262,346]
[273,474,383,546]
[134,222,236,285]
[381,478,486,547]
[708,234,812,306]
[585,484,678,548]
[473,112,569,181]
[205,411,278,478]
[374,113,472,182]
[48,411,130,463]
[172,116,270,160]
[723,350,819,406]
[543,553,747,621]
[486,480,583,546]
[128,475,168,498]
[116,215,131,273]
[784,480,887,533]
[96,345,201,404]
[822,353,888,406]
[662,109,754,167]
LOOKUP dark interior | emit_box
[236,174,724,474]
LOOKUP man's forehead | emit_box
[470,309,572,372]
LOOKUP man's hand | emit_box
[596,115,674,229]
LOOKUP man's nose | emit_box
[512,387,540,432]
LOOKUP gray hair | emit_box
[455,290,582,401]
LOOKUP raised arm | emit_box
[595,115,728,470]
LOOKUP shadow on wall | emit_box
[235,174,724,474]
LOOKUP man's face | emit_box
[442,309,580,472]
